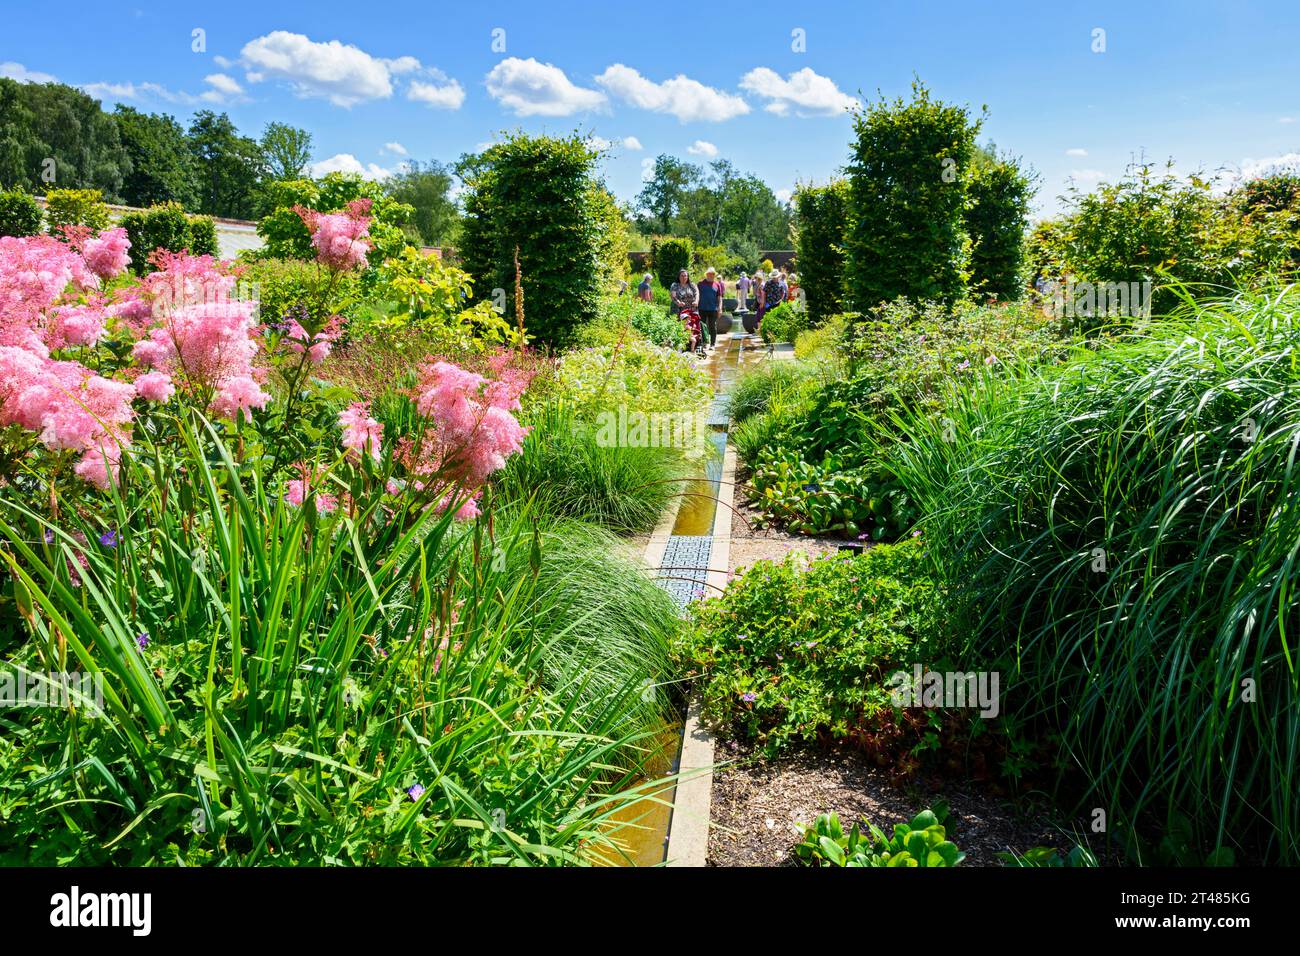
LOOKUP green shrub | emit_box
[1053,161,1289,323]
[118,202,203,273]
[240,256,361,327]
[187,214,218,257]
[845,80,981,308]
[44,187,110,233]
[347,246,517,354]
[556,336,711,420]
[651,236,693,289]
[495,403,685,533]
[964,146,1034,300]
[581,295,687,350]
[681,540,947,752]
[793,311,851,361]
[457,133,606,348]
[887,286,1300,864]
[794,807,964,867]
[794,181,851,324]
[0,189,42,236]
[759,301,808,344]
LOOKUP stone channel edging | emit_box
[660,340,742,866]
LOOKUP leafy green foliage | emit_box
[555,336,710,420]
[580,295,687,350]
[458,133,607,349]
[118,202,217,273]
[759,301,808,344]
[0,188,42,236]
[964,145,1034,300]
[348,246,518,353]
[255,173,413,271]
[845,80,982,308]
[383,159,461,248]
[681,541,947,752]
[113,106,199,209]
[0,414,675,866]
[793,806,964,867]
[885,287,1300,863]
[0,78,129,198]
[651,236,693,289]
[794,181,851,324]
[496,404,683,533]
[44,188,110,232]
[998,845,1098,867]
[186,111,265,219]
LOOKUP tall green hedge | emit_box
[793,181,851,325]
[964,147,1033,301]
[845,81,981,309]
[651,236,693,289]
[119,202,219,273]
[0,189,42,237]
[457,133,605,348]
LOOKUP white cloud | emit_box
[640,156,656,181]
[203,73,243,99]
[622,135,643,150]
[1280,117,1297,124]
[1236,152,1300,181]
[687,140,718,158]
[485,57,606,116]
[774,187,793,204]
[407,77,465,109]
[310,153,391,180]
[239,31,461,110]
[82,73,243,106]
[1069,169,1106,183]
[1065,147,1089,157]
[586,135,612,151]
[213,55,233,69]
[596,64,749,122]
[380,141,408,157]
[738,67,856,117]
[240,32,394,106]
[1,61,57,84]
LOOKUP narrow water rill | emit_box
[609,330,750,865]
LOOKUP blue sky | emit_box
[4,0,1299,217]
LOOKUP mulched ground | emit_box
[708,740,1075,867]
[727,475,857,571]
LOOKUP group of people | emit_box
[635,266,792,352]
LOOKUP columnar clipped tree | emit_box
[963,146,1033,300]
[458,133,606,348]
[793,180,851,324]
[845,81,981,309]
[651,236,693,289]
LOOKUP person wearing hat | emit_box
[637,273,654,301]
[697,266,724,351]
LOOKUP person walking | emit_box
[697,266,724,350]
[757,268,787,330]
[736,271,752,311]
[637,273,654,301]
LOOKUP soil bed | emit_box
[707,740,1071,867]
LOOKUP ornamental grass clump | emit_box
[886,284,1300,864]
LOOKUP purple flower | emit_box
[740,692,757,703]
[857,532,870,541]
[407,783,425,801]
[99,529,118,548]
[43,529,55,544]
[136,632,149,651]
[956,359,971,371]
